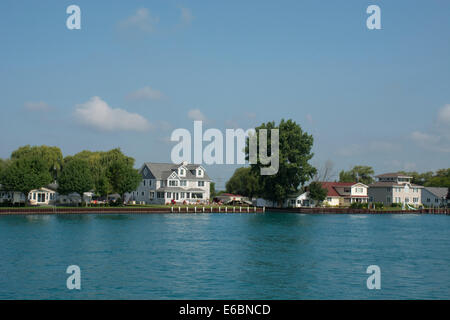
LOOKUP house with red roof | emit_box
[320,182,369,206]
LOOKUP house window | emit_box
[169,180,178,187]
[180,180,187,186]
[413,198,418,203]
[143,180,146,186]
[181,192,185,198]
[186,192,190,198]
[198,181,205,187]
[435,198,439,203]
[387,197,391,203]
[179,169,184,175]
[327,197,332,202]
[198,170,202,176]
[167,192,172,198]
[427,198,430,202]
[141,192,144,196]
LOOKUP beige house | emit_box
[368,173,423,206]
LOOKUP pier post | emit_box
[225,207,227,213]
[171,206,173,213]
[239,206,242,212]
[194,206,197,213]
[203,207,205,213]
[178,206,181,213]
[233,207,235,213]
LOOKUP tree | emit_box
[210,182,216,199]
[339,165,374,185]
[58,159,94,205]
[225,167,260,198]
[0,158,10,183]
[2,156,53,202]
[425,168,450,188]
[246,119,316,205]
[308,181,327,205]
[108,160,141,202]
[11,145,63,180]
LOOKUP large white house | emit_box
[128,161,211,204]
[368,172,423,206]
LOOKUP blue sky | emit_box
[1,0,449,189]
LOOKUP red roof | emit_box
[320,182,357,197]
[220,193,244,198]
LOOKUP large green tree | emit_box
[308,181,327,205]
[339,165,374,185]
[225,167,260,198]
[246,119,316,205]
[58,158,94,205]
[107,160,141,201]
[2,156,53,201]
[11,145,63,179]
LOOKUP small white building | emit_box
[421,187,448,207]
[285,192,315,208]
[28,187,57,206]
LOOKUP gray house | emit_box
[421,187,448,207]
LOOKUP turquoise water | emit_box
[0,212,449,299]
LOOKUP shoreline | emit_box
[0,206,448,215]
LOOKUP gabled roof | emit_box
[376,172,412,178]
[424,187,448,199]
[141,162,210,181]
[320,182,367,197]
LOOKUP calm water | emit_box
[0,212,449,299]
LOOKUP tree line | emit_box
[0,145,141,204]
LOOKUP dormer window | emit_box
[179,168,185,176]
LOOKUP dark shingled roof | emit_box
[141,162,211,181]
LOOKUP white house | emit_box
[421,187,448,207]
[321,182,369,206]
[368,173,423,206]
[127,161,211,204]
[285,191,315,208]
[28,187,57,206]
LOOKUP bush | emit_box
[374,202,384,209]
[350,202,369,209]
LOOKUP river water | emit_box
[0,212,449,299]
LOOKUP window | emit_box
[169,180,178,187]
[435,198,439,203]
[197,169,202,176]
[344,188,351,193]
[387,197,391,203]
[180,180,187,186]
[141,192,144,196]
[413,198,418,203]
[143,180,146,186]
[179,169,184,176]
[198,181,205,187]
[180,192,185,198]
[327,197,332,202]
[167,192,172,198]
[427,198,430,202]
[186,193,190,198]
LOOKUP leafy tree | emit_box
[225,167,260,198]
[2,156,53,201]
[246,119,316,205]
[425,168,450,188]
[308,181,327,204]
[339,165,374,185]
[58,159,94,205]
[0,158,11,183]
[210,182,216,199]
[108,160,141,202]
[11,145,63,179]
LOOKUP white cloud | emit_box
[24,101,51,111]
[118,8,159,33]
[74,96,151,132]
[127,86,163,101]
[410,104,450,153]
[179,7,194,25]
[188,109,207,121]
[437,104,450,126]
